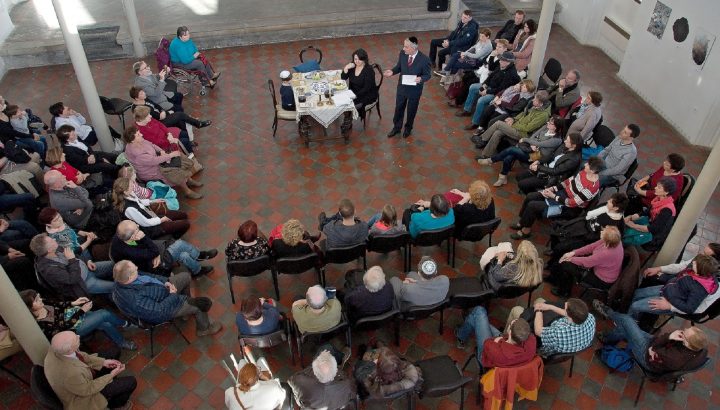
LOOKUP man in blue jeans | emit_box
[111,220,217,277]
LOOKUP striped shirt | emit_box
[561,170,599,208]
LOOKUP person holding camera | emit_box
[133,60,184,112]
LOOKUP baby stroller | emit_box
[155,37,213,96]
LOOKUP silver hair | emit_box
[51,333,77,355]
[312,350,338,383]
[306,285,327,309]
[116,220,137,241]
[570,69,581,81]
[363,266,386,293]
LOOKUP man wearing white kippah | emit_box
[389,256,449,311]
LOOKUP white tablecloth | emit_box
[293,71,359,127]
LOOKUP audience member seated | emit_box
[30,233,115,297]
[480,240,542,292]
[44,170,93,229]
[44,331,137,410]
[272,219,320,258]
[475,90,550,159]
[626,153,685,215]
[342,266,395,322]
[353,345,421,400]
[515,133,582,194]
[133,60,184,112]
[129,86,210,132]
[449,38,510,109]
[341,48,379,120]
[515,297,595,357]
[429,10,479,69]
[170,26,220,87]
[623,177,676,248]
[642,243,720,288]
[390,256,449,311]
[597,123,640,186]
[456,51,520,129]
[112,260,223,336]
[45,147,108,195]
[446,180,495,234]
[288,345,355,409]
[225,219,270,261]
[225,361,286,410]
[367,204,407,237]
[546,69,581,113]
[133,106,192,154]
[627,254,718,320]
[478,115,563,187]
[39,207,102,262]
[594,301,708,373]
[511,156,604,240]
[56,125,118,178]
[440,28,493,76]
[0,216,37,247]
[547,226,624,297]
[0,219,37,291]
[3,103,47,155]
[0,139,45,183]
[473,79,536,135]
[112,178,190,239]
[121,126,203,199]
[49,102,98,146]
[510,19,537,75]
[566,91,603,142]
[292,285,342,334]
[0,102,45,158]
[547,192,627,261]
[236,296,281,335]
[495,10,525,43]
[117,165,178,212]
[19,290,136,350]
[318,198,368,249]
[112,220,216,277]
[403,194,455,238]
[456,307,536,369]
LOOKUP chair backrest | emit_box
[30,365,63,410]
[622,159,639,182]
[676,173,695,212]
[543,58,562,83]
[607,246,641,312]
[495,283,539,300]
[558,96,582,118]
[371,63,384,91]
[403,298,448,320]
[155,37,171,71]
[414,225,454,247]
[98,96,113,112]
[299,45,323,64]
[368,231,410,254]
[298,314,349,342]
[325,243,366,265]
[267,79,279,111]
[591,125,615,148]
[353,307,400,330]
[275,252,319,275]
[227,254,272,278]
[458,218,501,242]
[238,327,287,349]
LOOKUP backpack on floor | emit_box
[599,345,634,372]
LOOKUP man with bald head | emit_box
[44,331,137,409]
[292,284,342,333]
[110,220,217,276]
[44,170,93,229]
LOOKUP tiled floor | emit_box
[1,25,719,410]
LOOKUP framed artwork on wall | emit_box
[692,27,715,69]
[647,1,671,39]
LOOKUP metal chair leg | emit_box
[228,274,235,304]
[569,355,575,378]
[272,270,281,300]
[634,376,646,406]
[172,321,191,345]
[149,327,155,357]
[439,309,444,335]
[459,385,465,410]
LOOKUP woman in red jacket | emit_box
[133,106,192,153]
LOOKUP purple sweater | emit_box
[569,239,623,283]
[124,140,174,185]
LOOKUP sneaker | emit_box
[120,340,137,351]
[510,231,532,240]
[198,249,218,260]
[470,134,483,144]
[592,299,611,320]
[194,266,214,277]
[472,127,485,136]
[477,158,492,166]
[455,110,471,118]
[198,120,212,128]
[317,211,326,231]
[463,123,478,130]
[340,346,352,369]
[197,321,223,337]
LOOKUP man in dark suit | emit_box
[428,10,479,69]
[384,37,432,139]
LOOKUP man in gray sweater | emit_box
[390,256,449,311]
[44,170,93,229]
[598,124,639,186]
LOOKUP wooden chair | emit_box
[363,63,384,128]
[267,79,297,138]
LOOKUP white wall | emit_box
[0,0,14,79]
[618,0,720,147]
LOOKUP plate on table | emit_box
[310,81,329,95]
[304,71,326,80]
[331,80,347,90]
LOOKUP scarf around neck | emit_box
[650,196,676,220]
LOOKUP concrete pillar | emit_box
[0,267,49,364]
[51,0,114,153]
[527,0,558,85]
[654,133,720,266]
[122,0,145,57]
[448,0,461,31]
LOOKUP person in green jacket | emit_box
[476,90,551,159]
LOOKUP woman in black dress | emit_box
[341,48,379,120]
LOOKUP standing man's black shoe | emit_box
[387,129,400,138]
[402,129,412,138]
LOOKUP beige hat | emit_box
[280,70,292,80]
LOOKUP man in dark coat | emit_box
[429,10,480,68]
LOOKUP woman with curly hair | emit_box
[271,219,319,258]
[448,180,496,234]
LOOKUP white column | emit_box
[51,0,114,153]
[0,267,49,364]
[122,0,145,57]
[527,0,558,84]
[448,0,461,31]
[654,133,720,266]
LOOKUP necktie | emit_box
[408,55,414,67]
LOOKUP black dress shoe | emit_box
[387,129,400,138]
[463,123,478,130]
[198,120,212,128]
[195,266,214,277]
[198,249,218,260]
[474,140,488,150]
[402,130,412,138]
[455,111,471,117]
[470,134,483,144]
[551,287,570,298]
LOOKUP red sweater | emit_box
[481,334,537,369]
[642,167,684,206]
[136,119,180,152]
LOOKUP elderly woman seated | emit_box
[225,361,286,410]
[566,90,603,143]
[133,106,192,154]
[169,26,220,87]
[342,266,395,322]
[226,220,270,261]
[45,147,109,195]
[446,180,495,234]
[235,296,281,335]
[402,194,455,238]
[122,126,203,199]
[626,153,685,216]
[353,345,421,400]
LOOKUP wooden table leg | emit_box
[298,117,311,147]
[340,111,353,143]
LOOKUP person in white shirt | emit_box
[49,102,98,146]
[225,362,285,410]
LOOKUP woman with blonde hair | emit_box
[447,180,496,234]
[481,240,542,291]
[272,219,319,258]
[224,362,286,410]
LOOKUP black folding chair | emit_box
[324,243,367,270]
[238,313,295,365]
[494,283,541,308]
[367,232,411,272]
[410,225,454,266]
[632,356,709,406]
[272,252,324,299]
[299,45,323,64]
[226,254,272,303]
[401,298,449,335]
[294,313,350,367]
[452,218,501,267]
